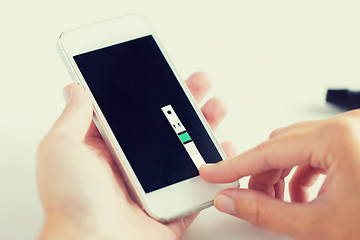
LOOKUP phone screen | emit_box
[74,35,222,193]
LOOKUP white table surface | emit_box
[1,1,360,239]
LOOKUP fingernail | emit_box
[63,86,72,104]
[214,194,236,215]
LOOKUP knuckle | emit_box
[249,177,276,196]
[312,115,360,168]
[245,194,267,228]
[320,116,360,143]
[254,143,272,169]
[269,128,282,139]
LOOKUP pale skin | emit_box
[37,72,360,240]
[37,72,237,240]
[200,110,360,240]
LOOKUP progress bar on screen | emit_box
[161,104,206,169]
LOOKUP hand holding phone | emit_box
[37,73,237,239]
[57,14,238,221]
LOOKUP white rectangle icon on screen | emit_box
[161,104,206,169]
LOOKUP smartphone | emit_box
[58,14,238,222]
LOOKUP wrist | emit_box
[38,213,111,240]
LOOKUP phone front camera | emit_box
[167,110,172,114]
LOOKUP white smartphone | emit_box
[58,14,238,222]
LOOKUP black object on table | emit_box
[326,89,360,110]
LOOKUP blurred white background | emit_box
[1,0,360,239]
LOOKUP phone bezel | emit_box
[58,14,238,221]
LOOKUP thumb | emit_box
[51,84,93,139]
[214,188,317,238]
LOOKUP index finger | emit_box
[200,131,313,183]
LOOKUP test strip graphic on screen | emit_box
[161,104,206,169]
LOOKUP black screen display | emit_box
[74,35,222,193]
